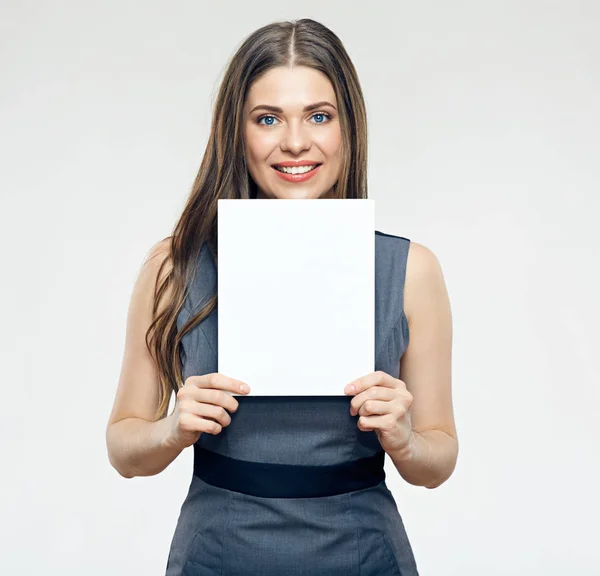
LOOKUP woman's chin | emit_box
[257,187,328,200]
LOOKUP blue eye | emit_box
[258,116,275,126]
[258,115,278,126]
[312,113,330,124]
[256,112,332,126]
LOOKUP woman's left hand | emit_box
[344,371,415,458]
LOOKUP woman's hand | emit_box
[165,373,251,451]
[344,371,415,458]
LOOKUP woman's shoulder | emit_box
[144,236,172,264]
[406,241,439,274]
[139,236,174,306]
[404,240,449,326]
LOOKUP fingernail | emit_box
[241,384,250,393]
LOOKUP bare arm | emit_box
[106,416,183,478]
[105,237,182,478]
[388,241,458,489]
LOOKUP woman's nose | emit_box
[280,121,310,154]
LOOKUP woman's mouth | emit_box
[272,163,322,182]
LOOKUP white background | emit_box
[1,1,598,574]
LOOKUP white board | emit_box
[217,198,374,396]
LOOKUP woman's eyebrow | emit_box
[249,101,337,114]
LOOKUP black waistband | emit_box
[193,445,386,499]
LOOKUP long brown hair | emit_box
[147,18,369,420]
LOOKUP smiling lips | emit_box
[272,160,322,182]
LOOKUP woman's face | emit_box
[243,65,343,199]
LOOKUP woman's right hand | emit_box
[165,373,251,450]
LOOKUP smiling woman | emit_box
[243,67,343,198]
[106,17,455,576]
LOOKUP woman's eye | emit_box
[257,115,278,126]
[311,112,332,124]
[256,112,332,126]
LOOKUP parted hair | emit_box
[147,18,368,420]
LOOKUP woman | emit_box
[106,18,458,575]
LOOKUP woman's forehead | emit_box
[245,66,336,110]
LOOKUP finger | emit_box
[186,386,240,414]
[357,398,394,417]
[192,373,251,395]
[179,411,222,435]
[344,371,396,395]
[188,373,250,410]
[357,413,396,431]
[349,386,395,416]
[187,401,232,427]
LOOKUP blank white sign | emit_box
[217,198,374,396]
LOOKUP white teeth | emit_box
[276,165,317,174]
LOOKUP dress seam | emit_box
[220,490,234,575]
[375,320,400,365]
[346,493,362,576]
[182,305,217,361]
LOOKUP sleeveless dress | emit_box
[165,230,420,576]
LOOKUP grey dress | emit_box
[165,230,420,575]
